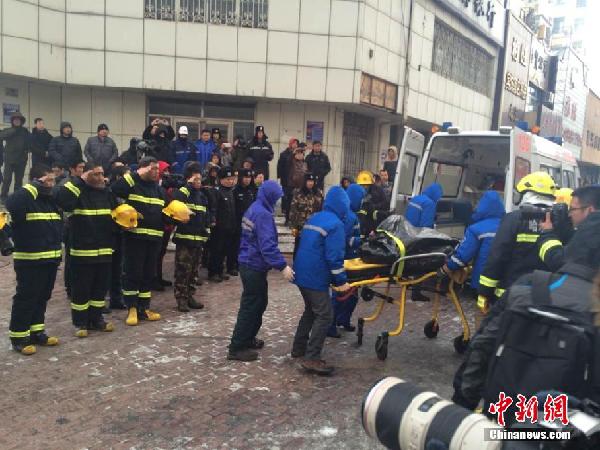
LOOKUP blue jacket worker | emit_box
[328,183,365,337]
[444,191,506,291]
[194,129,217,169]
[406,182,443,228]
[228,180,294,362]
[292,186,352,376]
[171,126,196,174]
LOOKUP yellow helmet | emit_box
[111,204,141,229]
[554,187,573,206]
[0,212,8,230]
[516,172,557,197]
[162,200,193,223]
[357,170,374,186]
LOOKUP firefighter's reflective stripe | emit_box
[71,302,89,311]
[30,323,45,332]
[64,181,81,197]
[494,288,506,297]
[479,275,499,288]
[23,184,38,199]
[70,248,114,257]
[539,239,562,261]
[13,250,62,260]
[516,233,539,243]
[89,300,106,308]
[9,330,30,338]
[122,290,139,296]
[128,194,165,206]
[357,209,367,215]
[72,208,112,216]
[138,291,151,299]
[186,204,206,212]
[378,229,406,277]
[25,213,61,221]
[174,233,208,242]
[331,267,345,275]
[179,187,190,197]
[477,295,488,311]
[127,227,164,237]
[124,173,135,187]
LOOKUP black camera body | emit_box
[161,173,185,190]
[520,203,573,242]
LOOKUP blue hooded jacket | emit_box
[405,183,443,228]
[446,190,505,289]
[194,139,217,168]
[171,137,196,174]
[345,184,366,259]
[238,180,287,273]
[294,186,349,291]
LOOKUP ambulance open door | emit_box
[390,127,425,213]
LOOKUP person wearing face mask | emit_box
[6,164,63,355]
[111,156,166,326]
[54,162,119,337]
[48,121,82,170]
[172,162,210,312]
[208,166,239,282]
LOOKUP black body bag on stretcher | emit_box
[358,215,458,276]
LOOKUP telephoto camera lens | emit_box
[362,377,502,450]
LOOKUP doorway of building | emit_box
[342,112,374,178]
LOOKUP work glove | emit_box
[332,282,352,293]
[282,265,295,282]
[291,228,299,238]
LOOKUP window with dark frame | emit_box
[360,73,398,112]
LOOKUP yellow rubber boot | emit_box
[103,322,115,332]
[126,307,138,326]
[13,344,37,355]
[45,336,59,346]
[75,328,88,338]
[144,310,161,321]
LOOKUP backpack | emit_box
[484,270,599,412]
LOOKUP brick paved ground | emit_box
[0,251,477,450]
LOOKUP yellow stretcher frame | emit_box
[344,255,471,360]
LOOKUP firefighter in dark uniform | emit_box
[355,170,389,237]
[477,172,557,312]
[208,166,238,282]
[55,162,118,337]
[233,168,257,274]
[111,156,165,326]
[7,164,62,355]
[172,162,210,312]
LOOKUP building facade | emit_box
[581,89,600,185]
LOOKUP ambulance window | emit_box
[423,162,463,197]
[540,164,561,184]
[514,157,530,188]
[563,170,575,188]
[397,153,418,195]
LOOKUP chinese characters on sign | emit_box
[459,0,496,28]
[505,72,528,100]
[511,38,527,67]
[488,392,569,427]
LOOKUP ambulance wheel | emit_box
[361,288,375,302]
[375,333,388,360]
[453,335,469,354]
[423,320,439,339]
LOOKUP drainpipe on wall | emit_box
[400,0,415,135]
[491,10,510,130]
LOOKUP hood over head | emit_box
[10,112,25,126]
[257,180,283,212]
[324,186,350,221]
[60,121,72,136]
[471,190,506,222]
[423,183,443,203]
[346,183,366,213]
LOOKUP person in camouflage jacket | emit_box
[289,173,323,257]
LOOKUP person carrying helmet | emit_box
[443,191,506,292]
[6,164,62,355]
[405,182,443,228]
[54,162,120,337]
[327,183,366,338]
[477,172,557,311]
[171,126,196,175]
[208,166,238,282]
[289,173,324,257]
[537,185,600,273]
[356,170,389,237]
[171,162,209,312]
[111,156,167,326]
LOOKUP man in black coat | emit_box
[249,126,274,180]
[0,113,32,202]
[305,141,331,191]
[277,137,298,225]
[30,118,53,167]
[48,121,82,170]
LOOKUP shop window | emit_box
[432,19,493,97]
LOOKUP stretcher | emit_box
[342,254,471,360]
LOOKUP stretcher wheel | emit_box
[423,320,439,339]
[453,334,470,354]
[361,288,375,302]
[375,333,388,360]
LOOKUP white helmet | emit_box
[178,126,188,135]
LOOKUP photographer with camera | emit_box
[537,186,600,272]
[476,172,557,312]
